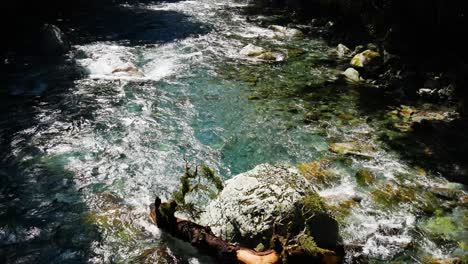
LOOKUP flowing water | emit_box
[1,0,466,263]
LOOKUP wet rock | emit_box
[256,51,283,61]
[418,88,436,97]
[199,164,332,246]
[355,169,375,186]
[288,48,306,57]
[270,25,303,38]
[350,50,381,69]
[419,216,458,241]
[39,24,70,56]
[353,45,366,54]
[297,159,339,186]
[372,184,416,208]
[336,44,351,57]
[342,68,363,83]
[112,66,145,77]
[329,142,374,158]
[366,43,379,52]
[430,187,464,200]
[134,246,178,263]
[239,44,265,57]
[303,111,320,123]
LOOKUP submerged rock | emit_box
[199,164,337,248]
[239,44,284,62]
[350,50,381,68]
[239,44,265,57]
[112,66,145,77]
[355,169,375,186]
[39,24,70,56]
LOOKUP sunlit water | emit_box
[1,0,466,263]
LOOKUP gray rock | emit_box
[342,68,363,83]
[239,44,266,57]
[40,24,70,56]
[270,25,303,38]
[418,88,436,97]
[337,44,351,57]
[199,164,312,244]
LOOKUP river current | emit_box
[1,0,466,263]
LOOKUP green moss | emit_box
[301,191,327,213]
[201,164,224,192]
[355,169,375,186]
[248,95,261,100]
[372,184,416,209]
[327,199,359,224]
[338,113,354,121]
[297,160,339,186]
[257,52,277,61]
[297,234,318,255]
[304,111,320,123]
[288,48,306,57]
[420,216,458,240]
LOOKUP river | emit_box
[0,0,466,263]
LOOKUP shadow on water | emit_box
[65,3,211,46]
[0,60,99,263]
[0,2,211,263]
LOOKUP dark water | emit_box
[1,0,466,263]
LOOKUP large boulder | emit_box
[39,24,70,56]
[199,164,339,248]
[350,50,381,69]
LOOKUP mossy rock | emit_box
[338,113,354,121]
[419,216,458,241]
[304,111,320,123]
[327,199,360,224]
[288,48,306,57]
[329,142,357,155]
[350,50,381,68]
[248,95,261,100]
[355,169,375,186]
[372,184,416,208]
[257,51,278,61]
[297,160,339,186]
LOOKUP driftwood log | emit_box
[149,197,340,264]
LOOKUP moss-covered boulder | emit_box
[350,50,381,72]
[199,164,339,249]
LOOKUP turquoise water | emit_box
[0,0,466,263]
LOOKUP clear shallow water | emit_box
[0,0,466,263]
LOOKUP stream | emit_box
[0,0,466,263]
